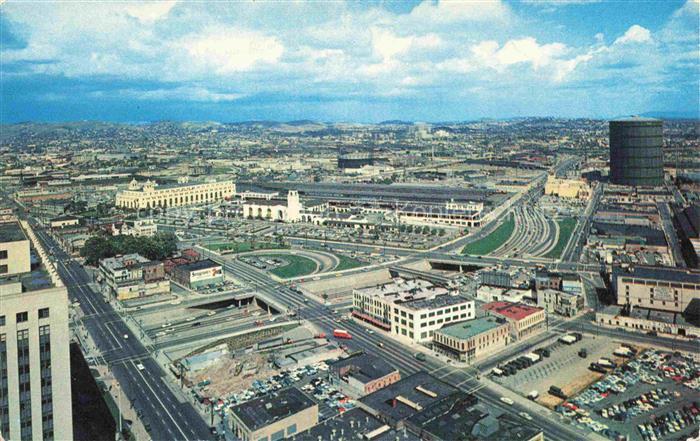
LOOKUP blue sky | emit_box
[1,0,698,123]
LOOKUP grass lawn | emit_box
[334,255,366,271]
[204,241,287,253]
[544,217,577,260]
[461,214,515,256]
[257,254,318,279]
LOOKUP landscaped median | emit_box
[461,214,515,256]
[203,241,287,253]
[544,217,577,260]
[255,253,318,279]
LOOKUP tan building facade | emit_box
[0,220,72,441]
[433,317,510,363]
[0,223,31,276]
[613,265,700,314]
[115,178,235,209]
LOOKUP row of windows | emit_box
[7,308,50,326]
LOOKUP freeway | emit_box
[561,182,602,263]
[207,250,595,441]
[30,224,212,441]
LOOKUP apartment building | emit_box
[98,253,170,300]
[328,352,400,398]
[0,219,72,441]
[352,277,475,343]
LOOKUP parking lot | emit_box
[493,334,622,408]
[557,349,699,441]
[194,359,351,422]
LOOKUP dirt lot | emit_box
[191,353,278,398]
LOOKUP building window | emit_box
[0,265,7,275]
[0,316,4,327]
[0,250,7,259]
[16,312,28,323]
[286,424,297,436]
[38,308,50,319]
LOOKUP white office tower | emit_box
[0,219,72,441]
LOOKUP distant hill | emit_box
[379,120,414,125]
[639,111,699,120]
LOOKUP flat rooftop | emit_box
[294,408,420,441]
[230,386,316,432]
[359,372,458,423]
[0,221,27,242]
[329,352,398,384]
[436,317,505,340]
[400,293,471,311]
[176,258,221,272]
[613,265,700,285]
[483,301,543,321]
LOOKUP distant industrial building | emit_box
[612,265,700,314]
[609,117,664,187]
[48,214,80,229]
[328,352,400,398]
[544,175,591,199]
[98,253,170,300]
[482,302,546,340]
[352,277,475,342]
[0,219,73,440]
[170,259,223,289]
[115,177,235,209]
[229,386,318,441]
[433,316,510,363]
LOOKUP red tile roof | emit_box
[483,301,542,321]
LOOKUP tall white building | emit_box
[352,277,475,343]
[0,220,73,441]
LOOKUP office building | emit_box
[612,265,700,313]
[328,352,400,398]
[98,254,170,300]
[609,117,664,187]
[115,177,235,209]
[352,277,475,342]
[0,219,72,440]
[229,386,318,441]
[433,316,510,363]
[0,222,31,276]
[482,302,546,340]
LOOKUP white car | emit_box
[207,311,216,316]
[500,397,514,405]
[136,363,145,371]
[519,412,532,421]
[123,334,129,339]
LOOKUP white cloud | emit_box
[614,25,652,45]
[124,1,177,23]
[99,86,244,102]
[409,0,510,23]
[179,29,284,74]
[471,37,568,70]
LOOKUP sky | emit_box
[1,0,698,123]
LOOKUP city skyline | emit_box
[1,0,698,123]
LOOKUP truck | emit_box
[548,386,567,399]
[527,390,539,400]
[524,353,541,364]
[314,332,327,339]
[597,358,616,369]
[333,329,352,339]
[559,335,577,345]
